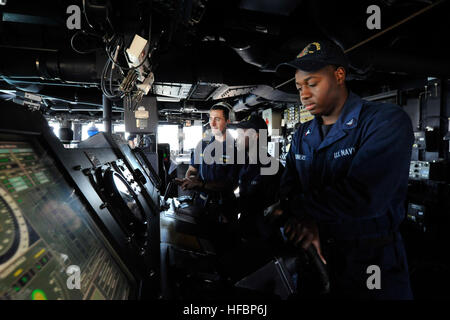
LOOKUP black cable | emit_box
[82,0,95,31]
[100,59,111,97]
[70,31,101,54]
[82,0,108,37]
[109,43,120,96]
[105,45,125,100]
[101,58,122,100]
[109,60,115,96]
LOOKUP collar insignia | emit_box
[346,118,355,127]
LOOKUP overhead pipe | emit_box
[0,46,98,82]
[231,45,266,68]
[232,94,260,112]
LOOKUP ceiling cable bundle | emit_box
[73,5,157,106]
[100,26,157,106]
[101,41,124,100]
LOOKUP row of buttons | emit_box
[10,251,53,294]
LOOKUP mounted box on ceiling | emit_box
[124,96,158,134]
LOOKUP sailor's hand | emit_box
[284,217,326,264]
[272,208,283,217]
[263,201,283,224]
[174,178,185,185]
[176,177,203,190]
[265,208,283,225]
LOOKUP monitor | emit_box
[0,134,135,300]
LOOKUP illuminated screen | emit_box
[0,135,134,300]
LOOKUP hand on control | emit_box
[175,177,203,190]
[284,217,326,264]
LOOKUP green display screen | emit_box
[0,138,134,300]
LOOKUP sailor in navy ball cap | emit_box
[232,113,283,241]
[277,40,349,74]
[274,40,414,299]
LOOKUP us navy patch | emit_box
[295,154,307,160]
[334,147,355,159]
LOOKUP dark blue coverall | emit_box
[190,136,241,222]
[238,152,283,240]
[280,91,414,299]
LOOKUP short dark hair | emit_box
[210,103,230,121]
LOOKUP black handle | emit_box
[305,245,330,295]
[262,205,331,295]
[163,180,176,202]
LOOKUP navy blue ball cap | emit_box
[230,113,267,131]
[276,40,349,75]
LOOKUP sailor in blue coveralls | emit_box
[176,103,241,223]
[232,113,283,240]
[275,40,414,299]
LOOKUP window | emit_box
[48,121,61,138]
[182,125,203,151]
[157,125,179,152]
[113,123,126,134]
[47,121,129,142]
[81,123,105,141]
